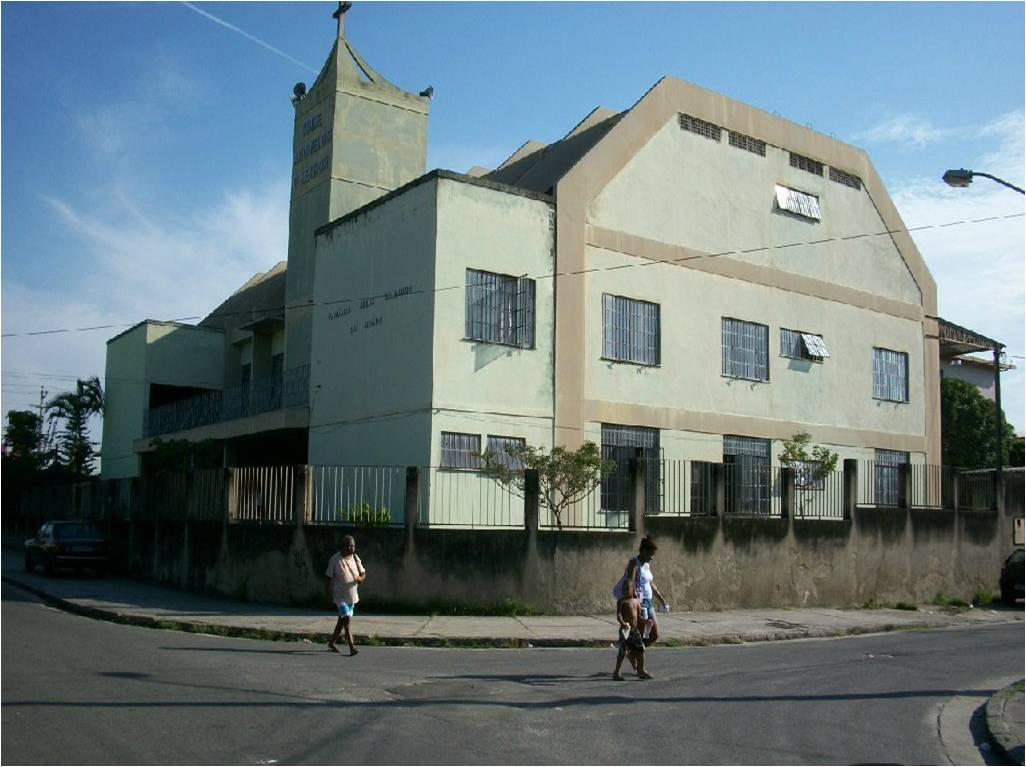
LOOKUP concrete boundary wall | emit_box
[6,471,1020,615]
[103,501,1016,615]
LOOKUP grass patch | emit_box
[933,593,970,608]
[972,590,1000,606]
[357,596,545,617]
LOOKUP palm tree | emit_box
[46,376,104,478]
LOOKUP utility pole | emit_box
[37,386,48,456]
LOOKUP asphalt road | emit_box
[2,582,1021,765]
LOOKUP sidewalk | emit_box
[3,557,1023,762]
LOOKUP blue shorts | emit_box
[336,602,355,618]
[639,598,655,621]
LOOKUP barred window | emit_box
[775,185,821,221]
[790,152,824,176]
[873,347,908,402]
[679,113,721,142]
[722,318,769,382]
[465,269,535,348]
[874,449,909,507]
[602,294,660,366]
[728,131,766,156]
[440,431,481,470]
[485,435,526,471]
[723,435,771,515]
[829,166,862,190]
[601,424,660,514]
[780,328,829,361]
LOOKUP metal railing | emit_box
[422,468,524,528]
[792,470,844,520]
[310,465,405,526]
[144,365,309,437]
[230,466,295,524]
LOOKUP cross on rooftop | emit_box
[333,2,352,40]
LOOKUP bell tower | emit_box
[284,2,429,371]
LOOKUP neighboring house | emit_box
[941,355,1013,403]
[102,11,949,521]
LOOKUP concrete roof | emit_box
[485,108,624,194]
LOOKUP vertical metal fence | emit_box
[792,470,844,519]
[422,468,524,528]
[310,465,405,526]
[186,469,226,521]
[231,466,295,524]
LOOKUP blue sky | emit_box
[2,1,1024,444]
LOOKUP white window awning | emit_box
[801,333,830,359]
[775,185,821,221]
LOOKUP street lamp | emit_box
[942,168,1025,194]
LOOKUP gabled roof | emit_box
[485,107,623,194]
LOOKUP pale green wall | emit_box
[589,119,922,305]
[101,322,224,479]
[307,178,438,467]
[584,245,927,445]
[102,326,147,479]
[431,178,555,420]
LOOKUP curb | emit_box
[0,575,988,651]
[985,680,1025,766]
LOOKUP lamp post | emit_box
[942,168,1024,194]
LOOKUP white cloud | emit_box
[854,113,960,148]
[1,179,288,444]
[888,110,1025,432]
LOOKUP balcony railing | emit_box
[144,365,309,438]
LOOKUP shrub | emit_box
[337,501,391,527]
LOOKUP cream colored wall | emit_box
[431,178,555,419]
[307,178,438,467]
[583,246,927,450]
[589,118,921,305]
[101,326,147,479]
[101,322,224,479]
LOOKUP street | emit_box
[2,581,1021,765]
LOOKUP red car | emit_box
[24,520,110,577]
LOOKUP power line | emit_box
[1,210,1022,340]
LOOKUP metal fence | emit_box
[857,462,997,511]
[792,470,845,520]
[230,466,295,524]
[422,468,524,528]
[958,471,997,510]
[310,465,405,526]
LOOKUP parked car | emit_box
[1000,548,1024,606]
[24,521,110,577]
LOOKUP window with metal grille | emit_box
[722,318,769,382]
[829,167,862,190]
[601,424,661,513]
[602,294,660,366]
[780,328,829,361]
[873,347,908,402]
[679,113,721,142]
[728,131,766,156]
[485,435,526,471]
[465,269,535,348]
[874,449,908,506]
[440,431,481,470]
[775,185,821,221]
[723,435,771,515]
[789,152,824,176]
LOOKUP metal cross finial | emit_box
[333,1,352,40]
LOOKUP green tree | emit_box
[46,376,104,478]
[478,441,617,530]
[778,432,839,513]
[3,410,46,471]
[941,378,1018,469]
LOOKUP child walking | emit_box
[324,535,366,656]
